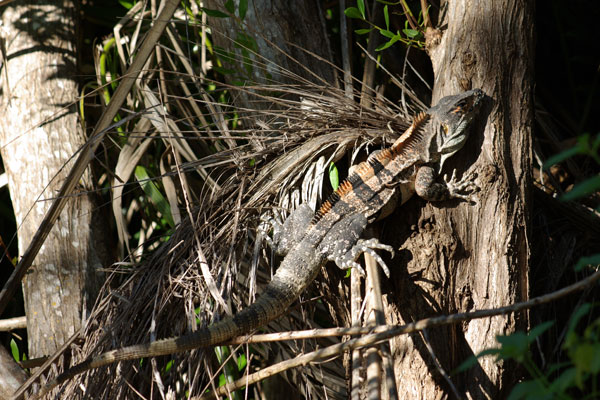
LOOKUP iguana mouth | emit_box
[436,88,484,170]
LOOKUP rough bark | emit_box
[0,1,112,362]
[0,345,27,399]
[385,1,534,399]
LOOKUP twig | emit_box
[420,0,432,29]
[421,329,461,398]
[350,259,362,400]
[365,253,382,400]
[400,0,419,31]
[194,269,600,399]
[339,0,353,99]
[0,316,25,331]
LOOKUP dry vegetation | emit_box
[2,1,599,399]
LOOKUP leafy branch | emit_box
[344,0,429,50]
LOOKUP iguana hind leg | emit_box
[319,212,394,277]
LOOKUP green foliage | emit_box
[134,166,175,229]
[344,0,426,50]
[459,308,600,400]
[118,0,134,10]
[201,8,229,18]
[542,132,600,205]
[329,162,340,191]
[214,346,245,399]
[543,134,600,168]
[203,0,248,20]
[10,338,20,361]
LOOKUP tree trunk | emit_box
[385,1,534,398]
[206,0,336,109]
[0,0,112,363]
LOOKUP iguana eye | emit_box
[452,99,468,114]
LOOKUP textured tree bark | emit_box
[0,1,112,362]
[385,1,534,398]
[0,345,27,399]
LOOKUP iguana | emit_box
[31,88,484,399]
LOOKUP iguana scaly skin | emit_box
[33,89,484,398]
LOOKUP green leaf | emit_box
[10,339,19,361]
[543,133,591,169]
[239,0,248,19]
[202,8,229,18]
[528,321,554,342]
[384,5,389,30]
[134,166,175,228]
[118,0,134,9]
[237,353,247,371]
[573,343,600,373]
[380,29,395,39]
[357,0,366,19]
[224,0,235,14]
[329,162,339,190]
[548,367,576,394]
[574,254,600,271]
[344,7,363,19]
[543,147,582,170]
[402,28,421,38]
[455,348,501,373]
[496,332,529,362]
[164,359,174,373]
[560,175,600,201]
[375,35,400,51]
[565,304,592,345]
[508,380,551,400]
[355,28,373,35]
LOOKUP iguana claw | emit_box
[444,169,479,203]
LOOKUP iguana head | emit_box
[428,88,485,170]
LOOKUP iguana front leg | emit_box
[261,204,314,256]
[415,165,478,202]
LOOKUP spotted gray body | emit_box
[32,89,484,399]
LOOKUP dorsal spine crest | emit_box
[311,111,430,226]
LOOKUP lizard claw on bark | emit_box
[334,238,394,278]
[444,169,479,203]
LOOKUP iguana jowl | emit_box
[33,89,484,398]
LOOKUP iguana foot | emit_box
[444,169,479,203]
[327,238,394,278]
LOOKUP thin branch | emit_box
[0,316,25,331]
[400,0,419,31]
[339,0,353,98]
[195,269,600,399]
[421,329,461,398]
[420,0,432,29]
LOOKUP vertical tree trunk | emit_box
[206,0,336,109]
[0,1,112,361]
[387,1,534,398]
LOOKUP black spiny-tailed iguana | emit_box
[32,88,484,399]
